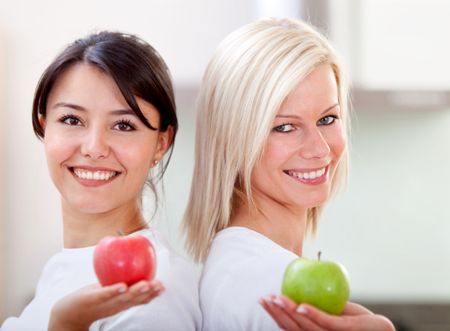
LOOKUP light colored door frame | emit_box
[0,28,6,321]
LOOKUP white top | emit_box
[200,226,298,331]
[1,229,201,331]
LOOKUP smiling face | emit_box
[43,63,171,215]
[251,64,346,212]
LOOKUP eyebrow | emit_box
[52,102,136,116]
[276,103,340,119]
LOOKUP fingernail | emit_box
[151,285,162,294]
[272,297,285,308]
[117,285,127,293]
[141,285,151,293]
[296,305,307,314]
[262,296,272,305]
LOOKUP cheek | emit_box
[334,135,346,160]
[43,134,75,168]
[251,140,291,187]
[325,126,346,160]
[262,139,292,167]
[115,139,154,172]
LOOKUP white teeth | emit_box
[289,167,326,180]
[73,168,117,181]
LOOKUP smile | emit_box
[284,166,328,184]
[70,167,120,181]
[286,167,326,180]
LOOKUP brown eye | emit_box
[60,115,82,126]
[113,119,136,131]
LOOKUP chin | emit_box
[77,205,111,215]
[296,192,330,209]
[65,197,113,215]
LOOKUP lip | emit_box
[283,165,329,186]
[68,166,121,187]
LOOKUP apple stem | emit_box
[318,251,322,261]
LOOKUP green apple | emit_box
[281,252,350,315]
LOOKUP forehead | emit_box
[46,63,160,124]
[48,63,121,101]
[278,64,338,116]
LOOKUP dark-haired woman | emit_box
[1,31,201,331]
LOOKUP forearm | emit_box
[48,319,89,331]
[48,309,91,331]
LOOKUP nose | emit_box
[80,127,110,159]
[299,127,330,160]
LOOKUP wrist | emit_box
[48,308,90,331]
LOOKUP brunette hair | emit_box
[32,31,178,198]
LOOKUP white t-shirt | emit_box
[1,229,201,331]
[200,226,298,331]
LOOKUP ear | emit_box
[39,115,46,132]
[152,126,174,165]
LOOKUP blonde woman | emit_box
[183,18,394,331]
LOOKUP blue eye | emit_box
[274,123,296,133]
[318,115,338,126]
[113,119,136,131]
[60,115,82,126]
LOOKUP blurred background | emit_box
[1,0,449,330]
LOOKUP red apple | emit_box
[93,235,156,286]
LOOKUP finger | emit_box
[63,283,127,307]
[128,280,164,298]
[95,293,148,317]
[260,297,303,331]
[109,281,163,308]
[274,296,326,331]
[125,289,161,306]
[342,302,373,316]
[92,279,165,318]
[278,295,299,311]
[93,283,128,300]
[296,304,350,330]
[267,296,327,331]
[128,280,164,295]
[129,282,165,305]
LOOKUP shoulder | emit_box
[203,227,296,277]
[200,227,297,331]
[36,246,95,295]
[201,228,293,298]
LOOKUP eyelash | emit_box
[273,123,295,133]
[318,115,339,126]
[59,114,82,126]
[58,114,137,131]
[112,119,136,131]
[273,115,340,133]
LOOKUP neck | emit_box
[61,198,147,248]
[230,192,307,256]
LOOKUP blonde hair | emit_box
[183,18,350,262]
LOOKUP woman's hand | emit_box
[260,295,395,331]
[48,280,164,331]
